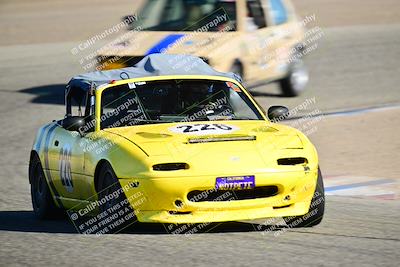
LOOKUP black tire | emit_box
[284,168,325,228]
[279,59,309,97]
[97,163,136,233]
[29,153,60,219]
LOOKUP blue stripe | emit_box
[34,124,51,151]
[325,179,394,192]
[145,34,185,55]
[270,0,288,25]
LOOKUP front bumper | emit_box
[119,168,318,223]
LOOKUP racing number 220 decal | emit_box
[169,124,239,135]
[59,144,73,192]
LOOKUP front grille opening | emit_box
[153,163,189,171]
[277,157,308,165]
[168,211,192,215]
[273,204,292,209]
[188,135,256,144]
[188,186,279,202]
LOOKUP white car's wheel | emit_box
[279,59,309,97]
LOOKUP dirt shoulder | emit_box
[306,108,400,179]
[293,0,400,27]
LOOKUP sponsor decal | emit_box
[169,123,239,135]
[226,82,241,92]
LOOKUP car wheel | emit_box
[279,59,309,97]
[29,154,60,219]
[97,163,136,232]
[284,168,325,228]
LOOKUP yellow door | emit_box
[47,126,88,201]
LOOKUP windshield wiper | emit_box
[191,116,210,121]
[129,119,168,125]
[231,116,257,121]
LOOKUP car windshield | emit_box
[100,79,264,129]
[133,0,236,31]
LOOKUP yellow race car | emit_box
[29,54,324,233]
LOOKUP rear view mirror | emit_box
[62,116,85,132]
[267,106,290,121]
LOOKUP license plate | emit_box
[216,175,255,190]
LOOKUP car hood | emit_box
[104,121,310,174]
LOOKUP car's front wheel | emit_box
[279,59,309,97]
[97,163,136,233]
[283,168,325,227]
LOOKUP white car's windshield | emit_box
[100,79,263,129]
[133,0,236,31]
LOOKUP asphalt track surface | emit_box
[1,1,400,266]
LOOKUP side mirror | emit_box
[62,116,85,133]
[267,106,290,121]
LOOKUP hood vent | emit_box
[188,135,256,144]
[136,132,171,139]
[277,157,308,165]
[153,163,189,171]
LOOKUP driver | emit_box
[180,83,211,111]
